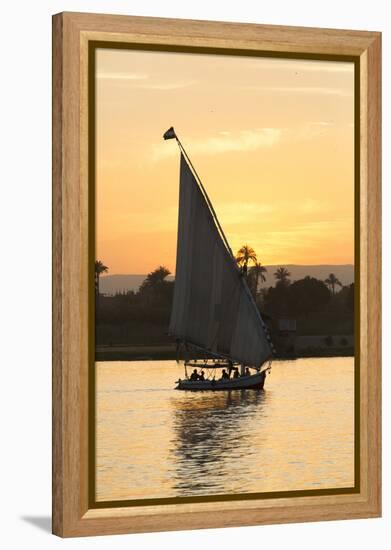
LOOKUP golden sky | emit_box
[96,49,354,275]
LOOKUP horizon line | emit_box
[100,263,355,277]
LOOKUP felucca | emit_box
[164,127,274,390]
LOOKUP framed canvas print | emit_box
[52,12,381,537]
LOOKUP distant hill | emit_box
[99,265,354,296]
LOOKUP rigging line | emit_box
[175,136,272,356]
[172,131,274,363]
[174,136,235,261]
[185,338,234,363]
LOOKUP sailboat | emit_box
[164,127,274,391]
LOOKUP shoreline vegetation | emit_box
[95,248,354,363]
[95,344,353,362]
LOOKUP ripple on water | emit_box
[96,357,355,501]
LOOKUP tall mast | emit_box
[163,127,235,260]
[164,127,275,364]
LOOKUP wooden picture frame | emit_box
[52,11,381,537]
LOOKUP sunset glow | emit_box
[96,49,354,274]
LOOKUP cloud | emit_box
[237,219,352,256]
[249,59,354,74]
[216,202,274,225]
[152,128,283,161]
[299,198,323,213]
[97,71,197,90]
[104,206,178,234]
[97,72,149,81]
[139,80,198,91]
[151,119,348,162]
[241,85,353,97]
[291,120,352,142]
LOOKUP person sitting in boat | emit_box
[221,369,230,380]
[190,369,199,381]
[199,370,205,381]
[233,367,239,379]
[245,367,251,377]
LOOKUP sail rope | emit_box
[175,137,235,260]
[168,129,275,370]
[177,138,274,362]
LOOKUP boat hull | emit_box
[175,370,267,391]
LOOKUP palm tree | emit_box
[235,245,257,275]
[248,262,268,296]
[138,266,172,306]
[95,260,109,296]
[274,266,291,286]
[139,266,171,292]
[324,273,342,295]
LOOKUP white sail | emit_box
[169,154,272,368]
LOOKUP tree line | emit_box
[234,244,353,320]
[95,245,353,330]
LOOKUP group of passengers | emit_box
[189,369,205,381]
[189,366,251,382]
[221,367,251,379]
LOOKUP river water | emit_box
[96,357,354,502]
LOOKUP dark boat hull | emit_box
[175,370,267,391]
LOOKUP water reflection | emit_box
[96,359,355,500]
[169,390,268,495]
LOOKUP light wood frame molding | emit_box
[52,11,381,537]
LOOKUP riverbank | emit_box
[95,343,354,362]
[96,344,177,361]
